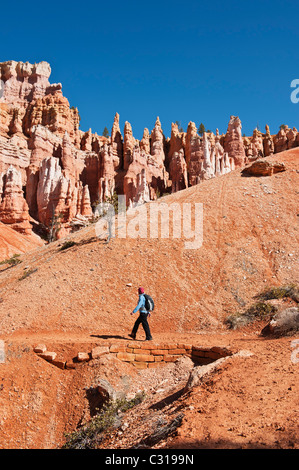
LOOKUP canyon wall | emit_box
[0,60,298,240]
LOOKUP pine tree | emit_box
[174,120,184,132]
[198,123,205,136]
[102,127,109,138]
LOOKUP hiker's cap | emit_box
[138,287,145,294]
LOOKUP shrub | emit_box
[48,211,63,242]
[18,268,37,281]
[225,284,299,330]
[0,254,21,266]
[257,284,299,303]
[59,240,77,251]
[62,393,145,449]
[225,301,277,330]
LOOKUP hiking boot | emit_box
[145,337,153,341]
[128,334,136,340]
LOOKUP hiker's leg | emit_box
[131,315,142,337]
[140,313,152,340]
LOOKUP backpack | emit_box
[144,294,154,312]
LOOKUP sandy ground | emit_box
[0,149,298,449]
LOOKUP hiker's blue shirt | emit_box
[133,294,147,314]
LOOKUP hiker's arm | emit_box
[132,295,143,314]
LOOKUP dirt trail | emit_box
[0,324,297,449]
[98,329,299,450]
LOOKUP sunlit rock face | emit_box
[1,60,297,239]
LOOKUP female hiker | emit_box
[129,287,153,341]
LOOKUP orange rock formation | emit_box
[1,60,298,244]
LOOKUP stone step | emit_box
[33,341,233,370]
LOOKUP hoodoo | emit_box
[0,60,298,242]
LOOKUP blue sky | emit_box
[1,0,299,140]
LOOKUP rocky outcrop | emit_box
[25,125,61,219]
[0,59,298,242]
[36,156,92,236]
[140,128,150,154]
[183,124,236,186]
[262,307,299,337]
[123,146,152,206]
[150,117,166,166]
[242,159,286,176]
[122,117,171,206]
[273,125,299,154]
[263,125,275,157]
[36,157,66,226]
[0,61,60,107]
[244,128,264,160]
[169,149,188,193]
[168,122,184,166]
[0,165,32,235]
[0,103,11,137]
[286,127,298,149]
[0,134,31,178]
[224,116,246,167]
[185,121,204,186]
[201,132,215,180]
[110,112,123,171]
[123,121,136,171]
[132,168,151,206]
[61,131,85,181]
[98,144,116,203]
[274,127,288,154]
[24,93,80,144]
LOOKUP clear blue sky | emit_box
[1,0,299,140]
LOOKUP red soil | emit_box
[0,149,298,449]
